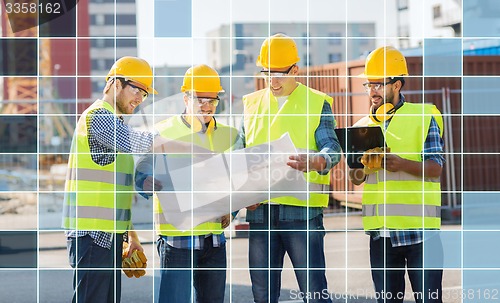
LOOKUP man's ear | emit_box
[393,79,402,93]
[103,79,114,95]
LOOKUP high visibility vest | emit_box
[154,116,238,236]
[242,83,332,207]
[361,102,444,230]
[62,100,135,233]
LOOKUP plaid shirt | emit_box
[66,105,154,249]
[237,101,342,223]
[163,233,226,250]
[370,95,444,247]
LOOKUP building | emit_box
[88,0,138,99]
[396,0,461,49]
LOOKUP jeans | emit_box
[157,236,226,303]
[249,205,331,303]
[67,234,123,303]
[370,236,443,303]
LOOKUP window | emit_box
[302,33,308,45]
[90,14,105,26]
[91,59,106,71]
[104,15,114,25]
[328,32,342,45]
[328,53,342,63]
[92,81,101,94]
[303,54,312,66]
[116,14,136,25]
[397,0,409,10]
[433,5,442,19]
[116,39,137,48]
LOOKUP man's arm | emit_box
[349,168,366,185]
[88,108,154,153]
[126,229,143,258]
[135,154,159,199]
[383,117,444,178]
[234,121,246,150]
[287,101,342,174]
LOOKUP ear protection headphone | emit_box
[369,102,402,123]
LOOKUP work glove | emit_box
[122,242,147,278]
[361,147,388,174]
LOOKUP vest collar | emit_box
[181,112,217,134]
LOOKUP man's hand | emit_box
[382,153,406,172]
[361,147,384,170]
[221,214,232,229]
[246,203,260,211]
[143,176,162,192]
[349,168,366,185]
[126,231,144,257]
[287,154,326,172]
[122,231,147,278]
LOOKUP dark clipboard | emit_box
[334,126,385,169]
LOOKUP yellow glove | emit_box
[121,242,147,278]
[121,257,135,278]
[361,147,387,174]
[130,250,148,268]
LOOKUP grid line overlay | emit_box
[0,0,499,302]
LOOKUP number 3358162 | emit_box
[5,2,61,14]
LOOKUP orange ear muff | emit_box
[369,103,396,123]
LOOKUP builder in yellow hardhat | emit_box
[349,46,444,303]
[239,33,341,303]
[135,64,238,303]
[62,56,159,302]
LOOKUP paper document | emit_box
[154,133,312,230]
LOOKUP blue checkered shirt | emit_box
[65,105,155,249]
[236,101,342,223]
[161,234,226,250]
[369,95,444,247]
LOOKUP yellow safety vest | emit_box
[362,102,444,230]
[242,83,332,207]
[154,116,238,236]
[62,100,135,233]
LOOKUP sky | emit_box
[136,0,409,67]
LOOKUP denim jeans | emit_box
[370,237,443,303]
[157,236,226,303]
[249,205,331,303]
[67,234,123,303]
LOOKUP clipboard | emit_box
[334,126,385,168]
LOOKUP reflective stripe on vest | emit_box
[62,100,134,232]
[67,168,133,187]
[154,115,237,236]
[65,205,131,221]
[242,83,332,207]
[361,103,443,230]
[362,204,440,218]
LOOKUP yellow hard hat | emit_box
[106,56,158,94]
[181,64,224,93]
[256,33,300,69]
[361,46,409,79]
